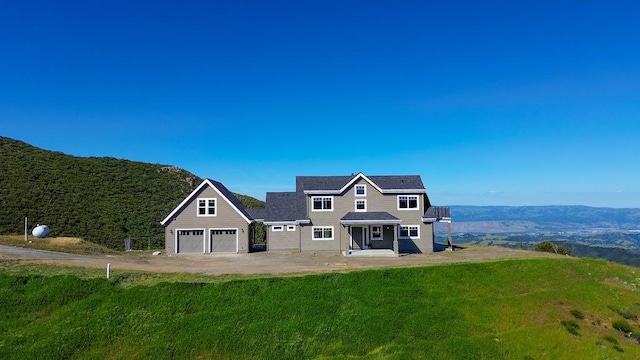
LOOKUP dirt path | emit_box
[0,245,562,276]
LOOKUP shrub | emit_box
[570,309,584,320]
[612,319,633,333]
[561,319,580,336]
[533,241,571,255]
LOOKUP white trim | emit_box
[160,179,251,225]
[272,225,284,232]
[399,225,420,239]
[355,184,366,196]
[355,199,367,212]
[304,188,425,195]
[311,196,334,212]
[196,197,217,217]
[287,225,296,231]
[209,227,239,253]
[264,221,299,226]
[174,228,206,254]
[312,226,334,240]
[340,173,384,194]
[397,195,419,211]
[370,225,383,240]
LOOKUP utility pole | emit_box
[24,217,28,242]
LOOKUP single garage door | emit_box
[177,230,204,253]
[210,229,237,253]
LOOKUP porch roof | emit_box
[340,212,401,225]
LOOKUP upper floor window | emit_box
[312,196,333,211]
[398,195,419,210]
[197,198,217,216]
[355,199,367,212]
[272,225,283,231]
[355,185,366,196]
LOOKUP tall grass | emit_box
[1,258,639,359]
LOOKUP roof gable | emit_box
[299,172,426,194]
[160,179,252,226]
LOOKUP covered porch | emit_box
[340,212,401,256]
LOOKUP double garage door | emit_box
[176,229,237,254]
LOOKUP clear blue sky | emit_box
[2,1,639,207]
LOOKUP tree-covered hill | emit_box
[0,137,264,249]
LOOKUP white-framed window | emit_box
[399,225,420,239]
[312,196,333,211]
[355,199,367,212]
[287,225,296,231]
[272,225,283,232]
[312,226,334,240]
[197,198,217,216]
[371,225,383,240]
[398,195,419,210]
[355,184,366,196]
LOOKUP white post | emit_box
[106,263,111,279]
[25,217,28,242]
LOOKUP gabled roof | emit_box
[160,178,253,226]
[299,172,426,194]
[264,192,306,223]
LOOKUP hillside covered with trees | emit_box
[0,137,264,249]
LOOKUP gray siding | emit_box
[267,225,300,252]
[164,185,251,254]
[302,178,433,254]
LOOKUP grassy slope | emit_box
[1,258,639,359]
[0,137,265,249]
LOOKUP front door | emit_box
[351,226,368,250]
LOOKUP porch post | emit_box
[393,225,399,256]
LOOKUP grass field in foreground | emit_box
[1,258,639,359]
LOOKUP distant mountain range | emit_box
[448,205,640,233]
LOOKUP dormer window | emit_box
[312,196,333,211]
[355,185,366,196]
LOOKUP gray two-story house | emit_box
[264,172,451,255]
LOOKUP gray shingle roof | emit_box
[208,179,255,221]
[265,192,305,222]
[340,212,400,221]
[296,174,425,191]
[246,208,267,220]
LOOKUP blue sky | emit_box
[1,0,639,207]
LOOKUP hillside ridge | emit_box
[0,136,264,249]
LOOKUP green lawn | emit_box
[1,258,639,359]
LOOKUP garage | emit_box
[177,229,205,253]
[210,229,237,253]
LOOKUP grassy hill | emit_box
[1,257,639,359]
[0,137,264,249]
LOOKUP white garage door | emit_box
[210,229,237,253]
[177,230,204,253]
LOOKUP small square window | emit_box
[355,199,366,212]
[355,185,366,196]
